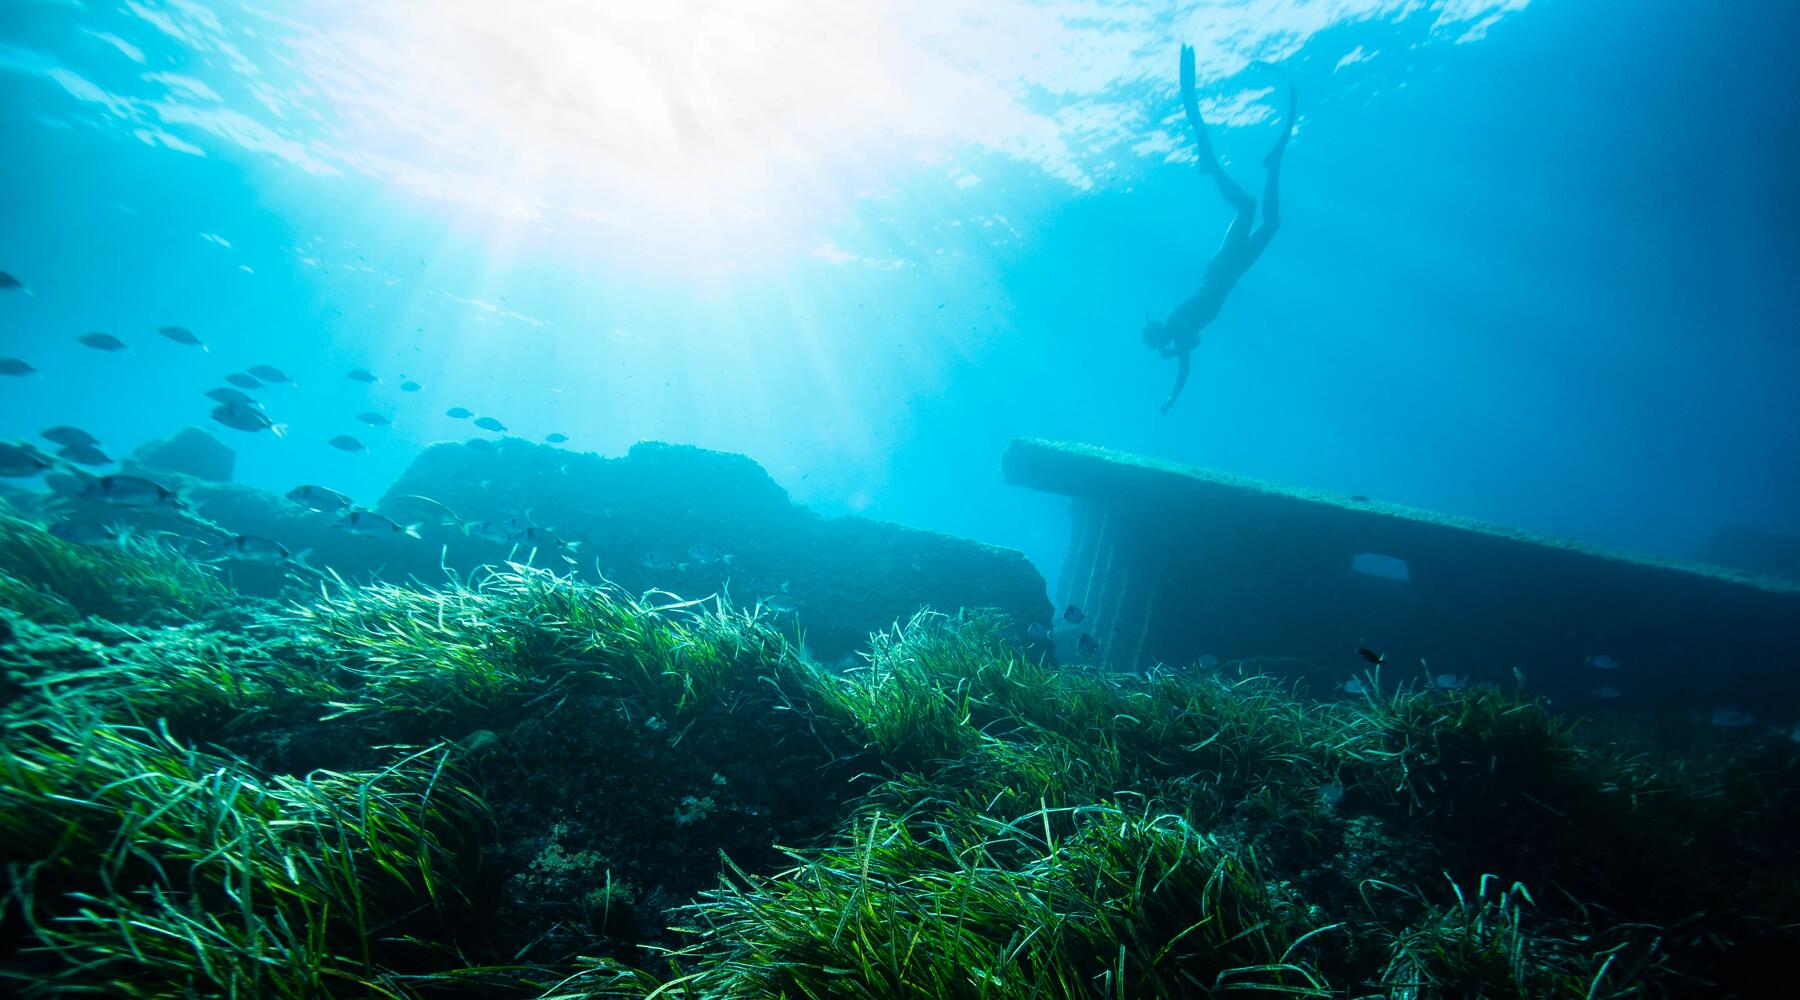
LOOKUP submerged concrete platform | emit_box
[1002,438,1800,720]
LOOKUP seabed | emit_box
[1,508,1796,998]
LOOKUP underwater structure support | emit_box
[1005,438,1800,715]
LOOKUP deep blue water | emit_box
[2,0,1797,587]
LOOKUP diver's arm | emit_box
[1161,351,1192,415]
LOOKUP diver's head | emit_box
[1141,319,1171,350]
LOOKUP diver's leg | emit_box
[1182,45,1255,229]
[1250,82,1295,251]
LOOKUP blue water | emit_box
[3,0,1797,585]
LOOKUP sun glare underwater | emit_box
[2,0,1799,997]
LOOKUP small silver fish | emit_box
[686,543,731,565]
[48,519,122,546]
[760,593,798,615]
[286,484,353,512]
[327,435,366,453]
[206,387,260,407]
[222,534,310,568]
[0,443,53,478]
[1064,604,1084,624]
[78,332,127,352]
[1339,678,1371,696]
[462,519,516,544]
[639,551,681,571]
[1320,782,1345,809]
[336,510,421,538]
[346,368,379,383]
[382,494,461,526]
[223,372,263,390]
[56,444,113,467]
[1592,685,1623,700]
[1026,622,1050,640]
[0,358,36,376]
[41,426,99,448]
[473,416,507,433]
[356,412,391,427]
[1432,673,1465,691]
[157,326,205,349]
[211,403,285,435]
[1586,654,1622,670]
[83,474,182,508]
[1709,707,1757,728]
[446,407,473,419]
[545,432,569,444]
[512,525,579,552]
[0,271,21,290]
[464,438,494,454]
[247,365,291,384]
[400,381,421,392]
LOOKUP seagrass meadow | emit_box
[1,510,1797,999]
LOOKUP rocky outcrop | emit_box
[62,439,1049,660]
[383,440,1052,658]
[131,426,236,483]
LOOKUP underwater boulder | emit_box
[131,426,236,483]
[386,439,1052,659]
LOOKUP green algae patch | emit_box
[1,513,1796,997]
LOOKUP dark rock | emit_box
[84,439,1050,661]
[131,426,236,483]
[385,440,1052,659]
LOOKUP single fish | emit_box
[336,510,421,538]
[464,438,495,454]
[286,484,353,512]
[48,519,122,546]
[0,271,21,290]
[346,368,379,383]
[1077,633,1100,656]
[760,593,798,615]
[247,365,291,384]
[512,525,579,552]
[41,426,99,448]
[445,407,473,419]
[1592,685,1623,700]
[1064,604,1084,624]
[1196,654,1220,669]
[1340,678,1372,696]
[545,432,569,444]
[356,412,391,427]
[473,416,507,433]
[0,443,53,478]
[400,380,421,392]
[383,494,461,526]
[205,387,260,407]
[44,471,93,495]
[1356,647,1385,666]
[686,543,732,565]
[83,474,182,508]
[1026,622,1050,640]
[1319,782,1345,809]
[219,534,311,568]
[78,332,127,352]
[639,551,685,571]
[211,403,285,435]
[0,358,36,376]
[56,444,113,467]
[1709,707,1757,728]
[1432,673,1465,691]
[157,325,205,349]
[223,372,264,390]
[462,519,518,544]
[327,435,366,453]
[1586,654,1622,670]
